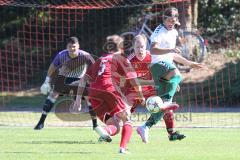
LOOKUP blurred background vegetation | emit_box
[0,0,239,107]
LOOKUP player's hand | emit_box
[40,81,51,95]
[189,62,204,69]
[138,95,146,106]
[173,47,182,54]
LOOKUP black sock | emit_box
[88,106,98,128]
[38,99,54,124]
[38,114,47,124]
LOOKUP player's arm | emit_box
[71,75,90,112]
[126,70,145,104]
[117,56,145,104]
[46,63,58,79]
[137,78,154,86]
[150,42,174,55]
[72,59,95,112]
[151,42,181,55]
[173,53,204,68]
[40,63,58,95]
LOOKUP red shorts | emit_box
[125,86,156,113]
[88,88,129,123]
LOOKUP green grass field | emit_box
[1,93,240,160]
[0,127,240,160]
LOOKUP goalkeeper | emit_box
[34,37,111,142]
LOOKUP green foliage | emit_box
[199,0,240,33]
[198,0,240,49]
[225,49,240,58]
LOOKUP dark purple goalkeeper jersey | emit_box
[52,49,95,78]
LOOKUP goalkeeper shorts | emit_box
[53,75,88,96]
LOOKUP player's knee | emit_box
[43,99,54,113]
[112,116,122,134]
[116,110,131,123]
[170,74,182,84]
[115,125,121,134]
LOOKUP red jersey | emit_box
[127,51,152,80]
[125,51,156,110]
[86,53,137,92]
[85,53,138,122]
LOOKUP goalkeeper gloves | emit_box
[40,76,51,95]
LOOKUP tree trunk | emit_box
[191,0,198,27]
[185,1,192,30]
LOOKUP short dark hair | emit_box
[66,37,79,44]
[163,7,179,18]
[103,35,123,52]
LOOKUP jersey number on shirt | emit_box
[98,59,108,76]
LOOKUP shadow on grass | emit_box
[1,151,93,154]
[18,140,98,145]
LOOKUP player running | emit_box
[74,35,145,154]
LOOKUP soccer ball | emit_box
[146,96,163,113]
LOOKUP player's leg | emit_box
[160,71,185,140]
[104,115,121,136]
[34,91,59,130]
[137,62,178,142]
[83,88,110,140]
[116,110,132,154]
[97,115,120,142]
[87,91,116,143]
[87,101,113,143]
[34,76,70,130]
[154,66,185,141]
[163,109,185,141]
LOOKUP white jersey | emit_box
[150,24,178,64]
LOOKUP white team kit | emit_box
[150,24,178,64]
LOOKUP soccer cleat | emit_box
[98,135,112,143]
[169,131,186,141]
[94,126,112,142]
[34,123,44,130]
[119,148,130,154]
[136,125,149,143]
[161,102,179,112]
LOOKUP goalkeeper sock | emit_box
[88,106,98,128]
[163,111,174,135]
[145,111,164,128]
[38,114,47,125]
[120,121,132,149]
[39,99,54,124]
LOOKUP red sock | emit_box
[104,125,118,136]
[120,121,132,149]
[163,111,174,135]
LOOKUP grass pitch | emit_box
[0,127,239,160]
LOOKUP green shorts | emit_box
[150,61,176,80]
[150,61,176,96]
